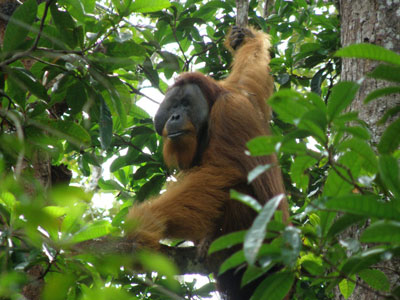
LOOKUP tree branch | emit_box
[74,237,213,276]
[236,0,249,28]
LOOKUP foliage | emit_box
[0,0,399,299]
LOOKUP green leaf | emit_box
[268,89,308,124]
[324,195,400,221]
[358,269,390,292]
[131,0,171,13]
[246,136,282,156]
[104,41,146,57]
[3,0,37,52]
[143,57,160,90]
[339,276,356,299]
[290,155,317,192]
[241,266,266,287]
[324,152,362,197]
[338,138,377,173]
[219,250,246,275]
[33,120,90,148]
[300,254,324,275]
[157,51,181,72]
[327,214,366,239]
[230,190,262,212]
[136,175,165,202]
[247,164,272,183]
[43,206,68,218]
[69,220,112,243]
[138,251,178,280]
[310,68,324,95]
[8,67,49,101]
[50,3,77,49]
[341,248,385,275]
[298,109,327,143]
[99,96,113,150]
[360,221,400,243]
[66,80,87,115]
[335,43,400,66]
[338,126,371,140]
[208,231,246,254]
[250,272,294,300]
[327,82,359,122]
[378,155,400,199]
[368,64,400,83]
[378,106,400,125]
[364,86,400,104]
[378,118,400,154]
[244,194,284,265]
[281,226,301,268]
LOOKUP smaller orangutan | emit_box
[126,26,289,299]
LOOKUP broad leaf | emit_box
[69,220,112,243]
[338,138,377,173]
[3,0,37,52]
[230,190,262,213]
[131,0,171,13]
[335,43,400,66]
[358,269,390,292]
[364,86,400,104]
[99,96,113,150]
[361,221,400,243]
[339,277,356,299]
[327,82,359,122]
[244,194,284,265]
[368,64,400,83]
[378,118,400,154]
[246,136,282,156]
[324,195,400,221]
[378,155,400,200]
[208,231,246,254]
[250,272,294,300]
[247,164,272,183]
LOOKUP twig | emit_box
[113,133,158,162]
[0,0,54,68]
[142,277,185,300]
[170,19,189,72]
[124,81,161,104]
[27,55,69,72]
[185,36,225,70]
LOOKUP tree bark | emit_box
[340,0,400,144]
[335,1,400,299]
[235,0,249,28]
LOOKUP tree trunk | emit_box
[335,1,400,299]
[340,0,400,144]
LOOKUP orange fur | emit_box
[162,122,198,170]
[127,27,289,249]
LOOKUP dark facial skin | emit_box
[154,84,209,139]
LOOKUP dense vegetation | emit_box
[0,0,399,299]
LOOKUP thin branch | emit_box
[0,0,54,68]
[27,55,69,72]
[236,0,249,28]
[73,237,212,276]
[113,133,158,162]
[185,36,225,70]
[124,81,161,104]
[142,277,185,300]
[320,255,393,299]
[170,19,189,72]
